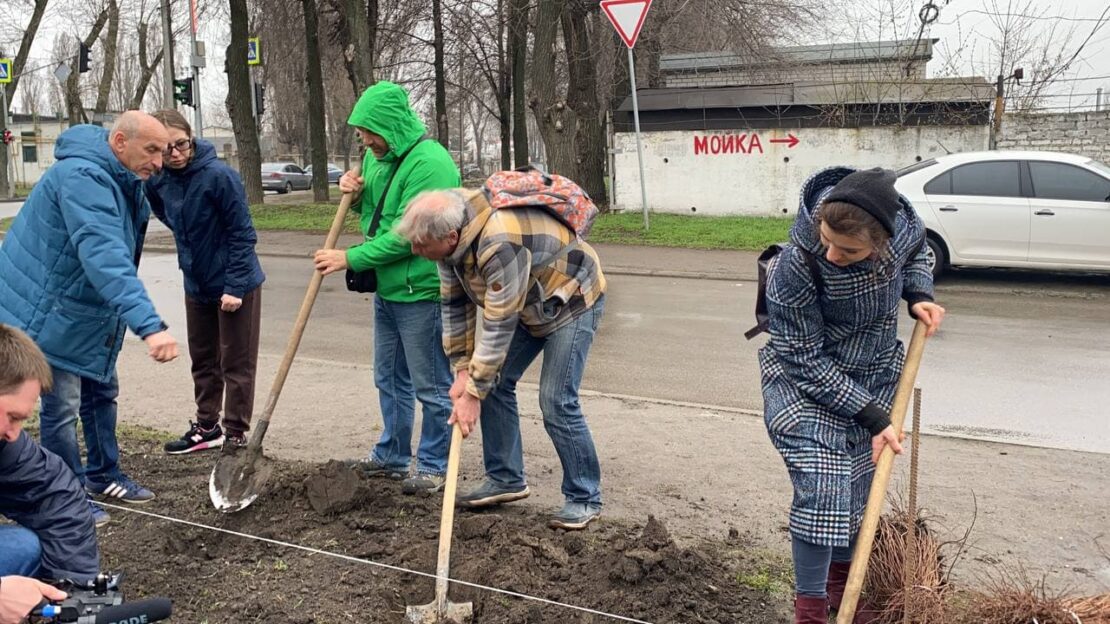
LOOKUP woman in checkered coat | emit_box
[758,167,945,623]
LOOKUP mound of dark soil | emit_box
[96,438,788,623]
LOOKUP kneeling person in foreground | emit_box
[396,189,607,531]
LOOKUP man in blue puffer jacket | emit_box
[0,111,180,526]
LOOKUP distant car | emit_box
[305,163,343,185]
[894,151,1110,277]
[261,162,312,193]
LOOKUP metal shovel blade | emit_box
[405,599,473,624]
[209,446,274,514]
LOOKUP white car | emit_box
[894,151,1110,277]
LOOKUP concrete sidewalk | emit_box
[142,229,759,282]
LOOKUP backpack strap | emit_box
[744,245,824,341]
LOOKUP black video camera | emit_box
[28,572,172,624]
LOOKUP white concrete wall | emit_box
[612,125,989,216]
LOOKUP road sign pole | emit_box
[627,47,649,230]
[161,0,174,109]
[2,86,14,199]
[189,0,203,138]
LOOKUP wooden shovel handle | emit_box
[433,422,465,608]
[836,320,928,623]
[248,193,352,449]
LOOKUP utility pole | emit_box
[188,0,203,137]
[161,0,174,109]
[1,84,13,200]
[989,73,1003,150]
[1097,88,1104,112]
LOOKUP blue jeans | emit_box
[0,526,42,577]
[371,297,453,475]
[793,534,856,596]
[39,367,122,485]
[480,296,605,506]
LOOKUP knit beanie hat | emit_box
[824,168,900,236]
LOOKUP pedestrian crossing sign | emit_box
[0,59,12,84]
[247,38,260,65]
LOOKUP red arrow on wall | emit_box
[769,134,799,148]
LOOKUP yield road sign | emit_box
[0,59,12,84]
[247,37,261,65]
[601,0,652,49]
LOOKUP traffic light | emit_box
[78,43,91,73]
[253,82,265,117]
[1,129,12,145]
[173,77,195,107]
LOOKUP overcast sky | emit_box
[4,0,1109,121]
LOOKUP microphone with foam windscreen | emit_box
[84,598,173,624]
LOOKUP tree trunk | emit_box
[303,0,330,201]
[0,0,49,197]
[227,0,263,204]
[432,0,449,147]
[497,0,511,170]
[130,23,164,110]
[562,2,606,204]
[67,10,109,126]
[608,29,630,115]
[93,0,120,118]
[340,0,374,95]
[528,0,575,177]
[509,0,529,167]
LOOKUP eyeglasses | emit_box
[164,138,193,156]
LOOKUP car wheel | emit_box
[925,235,946,279]
[284,182,293,194]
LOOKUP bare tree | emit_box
[303,0,330,200]
[66,8,109,125]
[562,0,606,203]
[432,0,449,145]
[227,0,263,203]
[1,0,50,196]
[508,0,528,167]
[93,0,120,118]
[528,0,576,176]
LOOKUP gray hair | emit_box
[395,190,467,243]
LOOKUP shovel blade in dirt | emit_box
[405,598,473,624]
[209,443,274,513]
[208,195,352,514]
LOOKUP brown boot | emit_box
[794,595,828,624]
[827,561,851,612]
[827,562,882,623]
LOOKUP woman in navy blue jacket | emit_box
[147,109,265,453]
[758,167,944,623]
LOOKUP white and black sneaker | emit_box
[164,421,224,455]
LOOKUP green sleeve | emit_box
[345,156,460,271]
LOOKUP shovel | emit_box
[209,193,352,513]
[406,422,473,623]
[836,319,929,623]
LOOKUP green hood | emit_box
[347,81,427,161]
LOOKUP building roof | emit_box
[660,39,939,73]
[615,78,994,112]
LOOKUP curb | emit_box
[141,244,753,282]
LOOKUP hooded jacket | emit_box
[345,81,460,302]
[757,166,934,547]
[146,139,265,303]
[0,125,165,382]
[0,432,100,582]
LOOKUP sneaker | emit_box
[88,498,110,528]
[349,458,406,480]
[86,475,156,504]
[548,502,601,530]
[164,421,223,455]
[402,472,446,494]
[455,480,530,509]
[225,432,247,449]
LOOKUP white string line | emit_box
[99,502,654,624]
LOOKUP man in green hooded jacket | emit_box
[313,81,459,493]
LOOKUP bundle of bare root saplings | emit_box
[859,507,1110,624]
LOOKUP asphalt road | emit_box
[136,252,1110,455]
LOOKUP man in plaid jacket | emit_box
[395,188,607,531]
